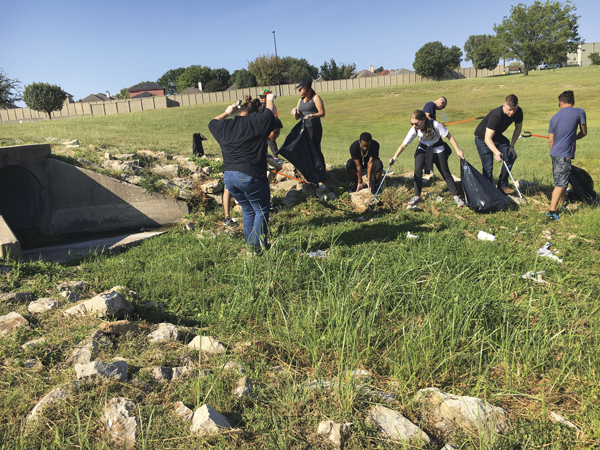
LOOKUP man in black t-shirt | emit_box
[346,132,383,193]
[474,94,523,194]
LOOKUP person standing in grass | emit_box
[423,97,447,121]
[474,94,523,195]
[389,110,465,208]
[209,95,276,251]
[547,90,587,220]
[346,132,383,193]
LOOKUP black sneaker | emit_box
[223,216,239,228]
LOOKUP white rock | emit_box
[343,369,371,379]
[120,174,142,185]
[22,338,45,349]
[28,298,58,313]
[0,312,30,335]
[67,347,93,365]
[60,291,81,301]
[190,405,232,435]
[148,323,179,343]
[317,420,352,448]
[0,292,34,302]
[24,358,43,370]
[368,404,430,445]
[173,401,194,421]
[281,190,304,208]
[171,366,193,380]
[25,381,79,425]
[104,397,139,448]
[151,367,173,381]
[102,160,139,172]
[188,336,226,353]
[152,164,179,176]
[202,166,213,175]
[232,376,253,398]
[222,361,245,374]
[200,180,223,194]
[349,189,373,208]
[75,360,128,381]
[63,287,134,318]
[56,280,88,292]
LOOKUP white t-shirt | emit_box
[402,120,448,153]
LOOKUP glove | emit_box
[291,108,298,116]
[389,157,397,165]
[225,104,237,115]
[303,114,313,121]
[267,93,276,101]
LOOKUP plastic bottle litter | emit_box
[406,232,419,240]
[522,271,546,279]
[306,249,329,258]
[536,243,563,263]
[477,231,496,241]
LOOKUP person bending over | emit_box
[423,97,447,121]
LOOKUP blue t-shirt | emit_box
[423,101,437,121]
[548,107,586,158]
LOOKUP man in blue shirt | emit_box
[547,90,587,220]
[423,97,447,121]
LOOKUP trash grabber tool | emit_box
[442,117,485,126]
[520,131,549,139]
[502,159,524,200]
[370,164,392,205]
[269,169,312,185]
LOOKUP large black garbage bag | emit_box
[568,165,599,205]
[460,159,509,212]
[277,121,325,184]
[192,133,206,157]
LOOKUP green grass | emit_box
[1,67,600,449]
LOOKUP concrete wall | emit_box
[1,65,510,124]
[0,215,22,260]
[567,42,600,66]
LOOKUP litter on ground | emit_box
[406,232,419,240]
[477,231,496,241]
[537,242,563,263]
[306,249,329,259]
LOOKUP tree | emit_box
[319,59,356,80]
[494,0,581,76]
[589,52,600,65]
[157,67,186,95]
[413,42,463,80]
[175,65,212,93]
[374,66,385,73]
[229,69,257,89]
[0,69,22,108]
[22,82,67,119]
[203,79,223,93]
[209,68,231,91]
[464,35,501,76]
[247,54,280,86]
[281,57,319,84]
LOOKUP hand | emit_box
[356,183,364,192]
[508,146,517,158]
[494,152,503,162]
[456,149,465,160]
[267,93,276,101]
[291,108,298,116]
[389,157,397,165]
[366,181,371,190]
[303,114,313,121]
[225,103,238,115]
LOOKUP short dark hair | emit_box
[359,132,372,142]
[272,118,283,131]
[505,94,519,107]
[558,90,575,105]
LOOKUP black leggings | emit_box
[414,150,458,197]
[307,121,325,168]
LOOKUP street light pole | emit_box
[273,31,282,96]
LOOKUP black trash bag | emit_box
[193,133,207,157]
[277,121,325,184]
[568,165,599,205]
[460,159,509,212]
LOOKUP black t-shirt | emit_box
[475,105,523,140]
[349,140,380,166]
[208,109,275,182]
[423,101,437,121]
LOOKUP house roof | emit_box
[377,70,391,76]
[350,70,378,79]
[389,68,414,75]
[95,93,116,101]
[129,82,164,92]
[130,91,155,99]
[179,87,202,95]
[81,94,105,103]
[224,83,236,91]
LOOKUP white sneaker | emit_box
[408,196,421,206]
[454,196,465,207]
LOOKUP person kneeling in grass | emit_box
[389,110,465,208]
[547,90,587,220]
[346,132,383,193]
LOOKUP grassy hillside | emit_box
[1,66,600,449]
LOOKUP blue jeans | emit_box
[224,171,270,248]
[474,136,517,189]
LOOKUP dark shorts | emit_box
[552,156,571,188]
[346,158,383,175]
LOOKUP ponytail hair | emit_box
[412,110,433,138]
[240,95,262,115]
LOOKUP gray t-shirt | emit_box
[298,97,320,127]
[549,107,586,158]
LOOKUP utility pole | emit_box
[273,31,282,97]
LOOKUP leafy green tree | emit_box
[494,0,581,75]
[22,82,67,119]
[374,66,385,73]
[157,67,186,95]
[319,59,356,80]
[209,68,231,91]
[175,66,212,93]
[229,69,257,89]
[464,35,500,76]
[203,79,223,93]
[0,69,22,108]
[247,54,280,86]
[413,42,463,80]
[589,52,600,65]
[281,57,319,84]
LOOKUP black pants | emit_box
[346,158,384,184]
[414,150,458,197]
[306,121,325,169]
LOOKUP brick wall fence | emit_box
[0,66,507,124]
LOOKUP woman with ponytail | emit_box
[209,94,276,252]
[389,110,465,208]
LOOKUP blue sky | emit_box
[4,0,599,105]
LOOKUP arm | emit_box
[266,94,275,113]
[213,102,239,121]
[508,122,522,157]
[366,158,374,188]
[576,123,588,140]
[484,128,503,162]
[390,144,407,165]
[293,99,302,120]
[354,159,364,190]
[425,112,433,120]
[445,132,464,159]
[548,133,554,150]
[311,95,325,118]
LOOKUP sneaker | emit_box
[546,212,560,221]
[407,196,421,206]
[223,216,239,228]
[501,187,516,195]
[453,195,465,207]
